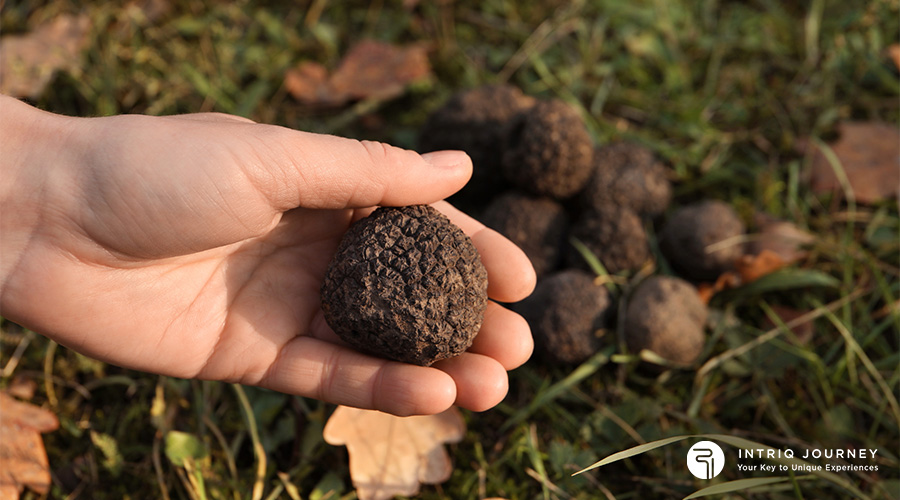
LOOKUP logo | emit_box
[687,441,725,479]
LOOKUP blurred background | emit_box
[1,0,898,499]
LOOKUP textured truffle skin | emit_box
[515,270,611,365]
[566,204,650,273]
[624,276,708,365]
[320,205,488,366]
[580,142,673,216]
[501,99,594,199]
[658,200,746,281]
[481,192,568,278]
[418,85,535,211]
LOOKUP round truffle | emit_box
[580,142,673,216]
[515,270,612,365]
[419,85,536,211]
[320,205,488,366]
[566,204,650,273]
[501,99,595,199]
[624,276,708,366]
[480,192,568,278]
[658,200,746,281]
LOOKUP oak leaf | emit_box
[0,391,59,499]
[285,39,431,106]
[803,122,900,205]
[0,14,91,98]
[323,406,465,500]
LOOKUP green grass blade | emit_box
[569,237,613,287]
[503,348,612,433]
[683,476,801,499]
[729,269,840,297]
[573,433,873,500]
[572,434,692,475]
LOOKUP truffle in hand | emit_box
[321,205,488,366]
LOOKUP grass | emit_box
[1,0,899,498]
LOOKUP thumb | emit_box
[241,125,473,211]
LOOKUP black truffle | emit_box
[501,99,594,199]
[419,85,536,211]
[624,276,708,366]
[515,270,612,365]
[580,142,673,217]
[658,200,746,281]
[320,205,488,366]
[566,204,650,273]
[480,192,568,278]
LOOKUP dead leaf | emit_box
[323,406,465,500]
[888,44,900,71]
[5,376,36,401]
[697,250,787,303]
[803,122,900,205]
[0,391,59,498]
[286,39,431,106]
[697,271,740,304]
[0,13,91,98]
[751,214,815,264]
[735,250,787,284]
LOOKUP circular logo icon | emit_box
[687,441,725,479]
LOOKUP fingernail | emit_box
[421,150,471,169]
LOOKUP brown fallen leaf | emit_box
[285,39,431,106]
[5,376,36,401]
[750,214,815,265]
[697,250,787,303]
[0,391,59,498]
[0,13,91,98]
[888,44,900,71]
[323,406,465,500]
[697,271,740,304]
[735,250,787,284]
[803,122,900,205]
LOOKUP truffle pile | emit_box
[419,84,749,367]
[321,205,488,366]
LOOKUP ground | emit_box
[1,1,898,499]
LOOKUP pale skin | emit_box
[0,95,536,417]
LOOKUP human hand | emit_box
[0,95,536,416]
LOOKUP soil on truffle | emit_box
[480,192,568,278]
[320,205,488,366]
[580,142,672,217]
[566,204,650,273]
[515,270,611,365]
[624,276,708,366]
[658,200,746,281]
[501,99,594,199]
[418,85,535,212]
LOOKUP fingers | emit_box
[433,353,509,412]
[255,323,522,415]
[258,336,457,417]
[434,201,536,303]
[467,301,533,370]
[240,125,473,211]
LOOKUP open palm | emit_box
[0,105,535,416]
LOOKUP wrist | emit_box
[0,96,76,304]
